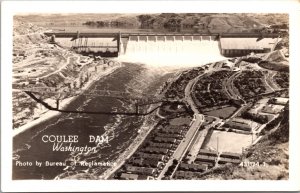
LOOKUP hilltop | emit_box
[83,13,288,33]
[15,13,288,33]
[13,20,49,49]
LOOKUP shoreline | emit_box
[99,104,158,179]
[13,62,122,137]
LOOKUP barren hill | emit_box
[15,13,288,33]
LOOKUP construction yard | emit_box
[204,130,255,154]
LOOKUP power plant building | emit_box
[220,37,281,57]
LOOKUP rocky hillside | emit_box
[15,13,288,33]
[13,20,49,47]
[13,19,45,35]
[81,13,288,33]
[12,19,120,129]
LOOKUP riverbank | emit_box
[13,62,122,137]
[99,103,159,179]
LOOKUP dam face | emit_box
[51,32,281,67]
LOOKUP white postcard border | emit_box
[1,1,300,192]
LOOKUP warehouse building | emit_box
[224,117,259,132]
[126,166,156,176]
[262,104,285,114]
[198,149,218,157]
[120,173,139,180]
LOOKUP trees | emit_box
[241,111,268,124]
[173,159,178,165]
[137,14,155,27]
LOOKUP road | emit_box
[38,55,93,80]
[184,72,205,114]
[265,70,281,91]
[223,71,242,100]
[157,72,207,179]
[263,71,276,92]
[157,113,204,179]
[38,56,73,79]
[226,105,247,120]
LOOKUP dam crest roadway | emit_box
[45,31,281,38]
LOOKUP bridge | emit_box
[13,87,170,115]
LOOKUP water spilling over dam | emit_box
[119,35,225,68]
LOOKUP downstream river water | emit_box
[13,63,174,179]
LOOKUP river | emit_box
[13,62,175,179]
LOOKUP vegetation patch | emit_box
[169,117,191,126]
[203,106,237,119]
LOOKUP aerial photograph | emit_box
[12,13,289,180]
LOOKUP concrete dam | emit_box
[47,32,281,66]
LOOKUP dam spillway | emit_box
[120,35,223,67]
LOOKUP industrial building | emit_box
[224,117,259,132]
[178,163,208,172]
[262,104,285,114]
[198,149,218,157]
[271,97,289,106]
[126,166,156,176]
[220,37,281,57]
[120,173,139,180]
